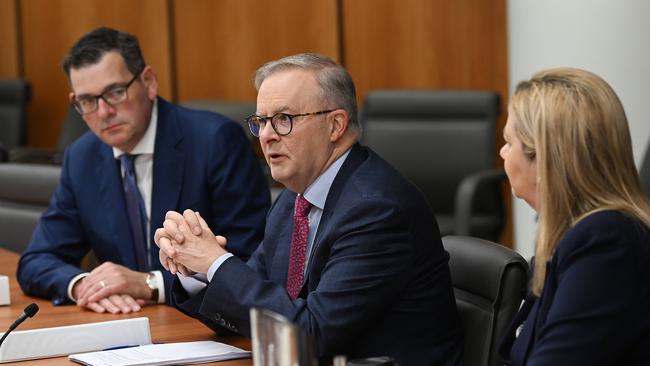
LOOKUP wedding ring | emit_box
[99,280,106,288]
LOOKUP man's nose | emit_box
[96,98,116,118]
[259,121,279,143]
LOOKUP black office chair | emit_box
[361,90,506,241]
[0,163,61,253]
[442,235,528,366]
[180,99,256,133]
[10,105,88,164]
[0,79,30,161]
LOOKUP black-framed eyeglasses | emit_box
[72,70,142,115]
[246,110,336,137]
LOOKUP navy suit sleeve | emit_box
[525,221,647,366]
[204,122,269,261]
[17,149,89,305]
[176,197,425,356]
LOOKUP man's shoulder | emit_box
[347,146,423,201]
[65,131,105,160]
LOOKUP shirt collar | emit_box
[302,148,351,210]
[113,99,158,159]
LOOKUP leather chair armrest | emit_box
[454,168,507,236]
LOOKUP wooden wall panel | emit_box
[0,0,20,77]
[20,0,173,147]
[12,0,512,244]
[173,0,340,102]
[343,0,512,245]
[343,0,507,107]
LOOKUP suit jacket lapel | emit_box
[96,144,137,267]
[516,298,541,365]
[312,143,367,248]
[270,191,297,286]
[150,98,184,242]
[302,144,368,287]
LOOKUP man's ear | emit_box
[329,109,349,142]
[68,92,76,103]
[140,65,159,100]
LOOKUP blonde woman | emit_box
[498,68,650,365]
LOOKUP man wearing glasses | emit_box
[17,27,270,314]
[155,54,463,365]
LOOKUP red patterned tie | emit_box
[287,194,312,299]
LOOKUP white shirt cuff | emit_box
[177,253,234,295]
[207,253,234,282]
[67,273,89,303]
[177,273,207,296]
[151,270,165,304]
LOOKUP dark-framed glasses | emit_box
[246,110,336,137]
[72,70,142,115]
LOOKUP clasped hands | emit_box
[73,262,151,314]
[74,210,226,314]
[154,209,229,277]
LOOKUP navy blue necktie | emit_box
[120,154,148,271]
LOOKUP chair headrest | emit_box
[0,79,30,104]
[442,235,528,300]
[363,90,499,119]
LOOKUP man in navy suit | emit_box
[155,53,463,365]
[17,27,270,314]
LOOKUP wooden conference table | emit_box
[0,248,252,365]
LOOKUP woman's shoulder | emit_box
[570,210,646,235]
[557,210,649,264]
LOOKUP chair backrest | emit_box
[0,163,60,253]
[57,105,89,152]
[442,235,528,366]
[180,99,256,134]
[361,90,503,238]
[0,79,30,149]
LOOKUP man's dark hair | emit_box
[62,27,145,77]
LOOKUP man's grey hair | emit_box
[254,53,361,132]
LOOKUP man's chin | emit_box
[100,135,131,150]
[269,169,291,187]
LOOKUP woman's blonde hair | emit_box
[510,67,650,296]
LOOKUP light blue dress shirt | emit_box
[179,149,351,295]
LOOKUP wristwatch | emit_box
[146,272,159,302]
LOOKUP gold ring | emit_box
[99,280,106,288]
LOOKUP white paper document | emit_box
[68,340,251,366]
[0,317,151,363]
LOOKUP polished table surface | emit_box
[0,248,252,365]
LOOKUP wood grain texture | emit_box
[20,0,173,147]
[0,248,251,365]
[343,0,507,99]
[11,0,512,244]
[0,0,20,77]
[343,0,512,245]
[172,0,340,102]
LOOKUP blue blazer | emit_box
[172,144,464,366]
[499,210,650,366]
[17,98,270,305]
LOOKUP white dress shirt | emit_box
[68,101,165,304]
